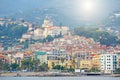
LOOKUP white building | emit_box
[100,54,117,74]
[35,52,47,65]
[28,17,69,39]
[42,17,69,38]
[33,28,44,39]
[22,33,32,39]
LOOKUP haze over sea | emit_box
[0,76,120,80]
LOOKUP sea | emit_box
[0,76,120,80]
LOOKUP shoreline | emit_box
[0,72,75,77]
[0,72,120,77]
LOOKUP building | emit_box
[80,59,92,70]
[22,33,32,39]
[91,54,101,70]
[7,52,24,67]
[48,60,72,70]
[42,17,69,38]
[100,54,117,74]
[47,50,70,61]
[116,52,120,68]
[47,50,71,69]
[14,52,24,67]
[35,52,47,65]
[33,28,44,39]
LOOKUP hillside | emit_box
[0,23,28,48]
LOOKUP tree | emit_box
[53,65,61,70]
[71,58,76,69]
[10,63,19,71]
[11,25,28,39]
[61,57,65,67]
[3,63,10,71]
[38,62,49,71]
[0,59,9,71]
[52,62,55,69]
[46,35,54,42]
[68,66,74,72]
[23,40,29,49]
[74,27,118,46]
[90,67,100,72]
[33,60,40,72]
[21,59,33,71]
[115,68,120,74]
[0,59,3,71]
[53,65,66,70]
[0,24,28,48]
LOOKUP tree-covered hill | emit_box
[74,27,119,46]
[0,24,28,48]
[0,24,28,39]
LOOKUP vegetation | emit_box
[52,62,55,69]
[68,66,74,72]
[21,59,49,72]
[115,68,120,74]
[10,63,19,71]
[0,24,28,39]
[0,24,28,48]
[71,58,76,69]
[90,67,100,72]
[21,59,34,71]
[0,59,4,71]
[38,62,49,71]
[61,57,65,67]
[0,59,10,71]
[33,60,40,72]
[53,65,66,70]
[43,34,62,43]
[74,27,119,46]
[41,35,54,43]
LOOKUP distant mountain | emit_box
[102,12,120,31]
[0,0,120,27]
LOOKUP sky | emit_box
[0,0,120,25]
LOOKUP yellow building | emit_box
[80,59,92,70]
[116,52,120,68]
[92,54,101,70]
[7,52,24,67]
[7,54,16,64]
[48,60,73,70]
[118,58,120,68]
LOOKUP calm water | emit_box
[0,76,120,80]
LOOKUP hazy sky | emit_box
[0,0,120,23]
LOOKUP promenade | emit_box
[0,72,75,77]
[1,71,120,77]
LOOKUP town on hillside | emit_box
[0,17,120,75]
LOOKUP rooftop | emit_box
[35,52,46,55]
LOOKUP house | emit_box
[116,52,120,68]
[80,59,92,70]
[100,54,117,74]
[35,52,47,65]
[91,54,101,70]
[48,60,72,70]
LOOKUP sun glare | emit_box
[82,0,95,12]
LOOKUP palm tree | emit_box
[0,59,3,71]
[33,59,40,72]
[61,57,65,67]
[52,62,55,69]
[71,57,76,69]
